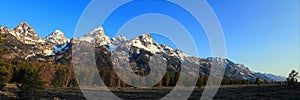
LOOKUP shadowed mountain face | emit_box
[0,22,286,82]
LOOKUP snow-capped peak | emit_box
[45,30,69,45]
[78,26,111,46]
[138,34,156,44]
[44,30,70,55]
[175,49,191,61]
[0,26,9,34]
[52,30,64,36]
[9,22,45,44]
[126,34,191,59]
[13,22,35,34]
[112,35,128,45]
[128,34,161,54]
[85,26,105,38]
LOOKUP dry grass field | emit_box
[1,84,300,100]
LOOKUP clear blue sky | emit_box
[0,0,298,76]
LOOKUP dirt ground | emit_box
[1,84,300,100]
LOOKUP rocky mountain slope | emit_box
[0,22,286,82]
[254,72,286,82]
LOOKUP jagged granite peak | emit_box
[125,33,192,59]
[111,35,128,45]
[78,26,111,46]
[69,38,79,44]
[13,22,36,34]
[0,26,3,33]
[139,34,155,42]
[206,57,260,81]
[9,22,45,45]
[0,23,287,82]
[45,30,69,45]
[207,57,286,81]
[254,72,286,81]
[174,49,192,61]
[129,33,163,54]
[48,30,70,55]
[85,26,106,37]
[0,26,9,34]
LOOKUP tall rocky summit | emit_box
[0,22,286,82]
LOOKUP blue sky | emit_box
[0,0,299,76]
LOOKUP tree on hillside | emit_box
[163,72,171,87]
[51,68,66,87]
[0,32,7,90]
[174,72,180,86]
[197,75,203,87]
[0,66,8,90]
[255,77,260,86]
[51,66,75,87]
[109,67,116,87]
[287,70,298,86]
[17,69,45,100]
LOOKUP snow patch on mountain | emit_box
[52,42,69,55]
[125,34,191,61]
[43,49,54,56]
[254,72,286,81]
[78,26,111,46]
[175,50,191,61]
[44,30,70,55]
[128,34,163,54]
[111,35,128,45]
[207,57,257,81]
[25,53,36,60]
[45,30,69,45]
[1,23,287,82]
[9,22,45,45]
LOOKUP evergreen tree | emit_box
[0,33,7,90]
[163,72,171,87]
[109,67,116,87]
[203,75,208,86]
[17,69,45,100]
[174,72,180,86]
[0,66,8,90]
[255,77,260,86]
[158,80,163,88]
[51,68,66,87]
[197,75,203,87]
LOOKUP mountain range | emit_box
[0,22,286,82]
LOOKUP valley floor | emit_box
[1,84,300,100]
